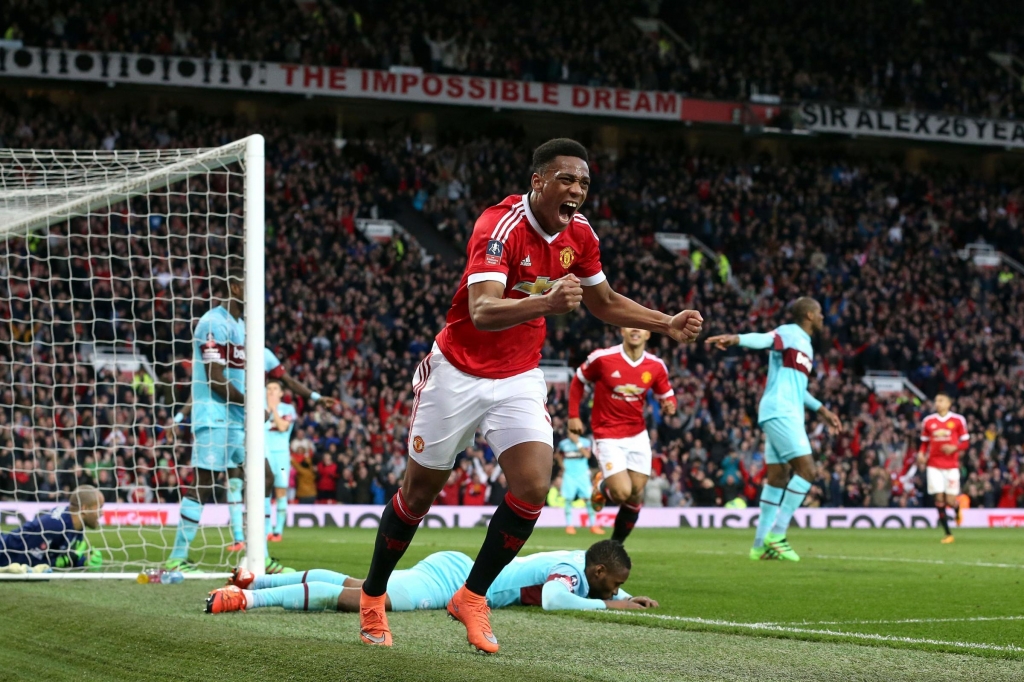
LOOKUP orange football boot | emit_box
[206,585,247,614]
[447,585,499,654]
[228,566,255,588]
[359,591,393,646]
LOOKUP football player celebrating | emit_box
[569,328,676,544]
[918,393,969,543]
[357,138,702,653]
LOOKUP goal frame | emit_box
[0,134,266,579]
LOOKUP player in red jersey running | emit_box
[357,138,703,654]
[568,328,676,544]
[918,393,969,543]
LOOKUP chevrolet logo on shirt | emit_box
[513,277,555,296]
[612,384,646,397]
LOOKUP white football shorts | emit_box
[407,343,553,470]
[595,431,653,478]
[926,466,960,496]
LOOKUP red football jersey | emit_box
[436,194,605,379]
[919,412,969,469]
[572,345,675,440]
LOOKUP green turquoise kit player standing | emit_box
[556,433,600,534]
[706,297,842,561]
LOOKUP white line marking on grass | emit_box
[775,615,1024,627]
[693,549,1024,570]
[810,553,1024,570]
[616,612,1024,653]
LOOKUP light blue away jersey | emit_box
[264,347,281,376]
[265,400,297,456]
[486,550,589,608]
[192,306,281,430]
[738,323,822,424]
[558,437,592,475]
[192,306,247,429]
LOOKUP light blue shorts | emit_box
[193,427,245,472]
[266,449,291,489]
[561,466,592,502]
[761,417,812,465]
[387,551,473,611]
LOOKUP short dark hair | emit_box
[789,296,819,323]
[934,392,951,401]
[532,138,589,174]
[266,377,284,388]
[585,540,631,573]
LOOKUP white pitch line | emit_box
[615,612,1024,653]
[767,615,1024,627]
[810,553,1024,570]
[693,549,1024,570]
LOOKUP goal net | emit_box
[0,137,266,579]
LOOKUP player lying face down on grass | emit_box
[357,138,699,653]
[208,540,657,614]
[0,485,104,572]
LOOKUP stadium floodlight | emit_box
[0,136,266,579]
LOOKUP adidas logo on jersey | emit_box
[520,255,532,266]
[610,370,621,378]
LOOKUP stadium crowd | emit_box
[1,96,1023,513]
[4,0,1023,118]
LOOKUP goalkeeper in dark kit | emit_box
[0,485,104,572]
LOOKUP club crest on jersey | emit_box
[559,247,575,269]
[412,436,425,453]
[641,371,652,384]
[513,276,556,296]
[485,240,504,265]
[946,420,954,429]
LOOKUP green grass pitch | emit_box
[2,527,1022,681]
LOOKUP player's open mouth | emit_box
[558,201,578,223]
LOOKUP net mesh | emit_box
[0,142,251,574]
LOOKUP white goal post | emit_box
[0,135,266,579]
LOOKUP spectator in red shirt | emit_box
[316,454,339,504]
[437,470,463,505]
[462,479,488,506]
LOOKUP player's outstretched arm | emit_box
[706,332,778,350]
[468,276,582,332]
[280,372,337,409]
[580,280,701,343]
[540,580,611,611]
[541,580,657,610]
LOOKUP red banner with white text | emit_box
[0,47,689,121]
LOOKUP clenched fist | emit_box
[668,310,704,343]
[546,274,583,315]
